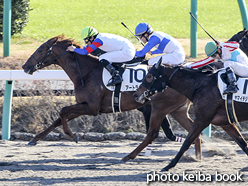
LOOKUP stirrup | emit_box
[223,85,238,94]
[106,77,122,86]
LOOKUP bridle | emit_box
[140,66,179,100]
[31,41,69,70]
[30,40,85,87]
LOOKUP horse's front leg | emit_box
[161,119,209,171]
[60,113,78,143]
[60,107,81,143]
[28,112,82,146]
[28,117,62,146]
[122,112,164,162]
[59,102,97,142]
[28,102,97,145]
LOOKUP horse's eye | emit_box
[38,49,43,53]
[146,74,153,83]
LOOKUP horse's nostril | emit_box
[22,65,27,69]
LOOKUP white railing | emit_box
[0,70,70,80]
[0,70,72,140]
[0,70,212,141]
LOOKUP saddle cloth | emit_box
[102,64,148,91]
[218,70,248,103]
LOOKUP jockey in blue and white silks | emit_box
[134,23,185,66]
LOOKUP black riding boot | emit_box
[100,59,123,86]
[223,67,238,94]
[105,64,123,86]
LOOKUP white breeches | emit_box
[148,51,185,66]
[224,61,248,77]
[99,43,135,63]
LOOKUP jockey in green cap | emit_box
[67,26,135,86]
[187,40,248,94]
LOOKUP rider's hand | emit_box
[66,45,76,52]
[148,51,152,55]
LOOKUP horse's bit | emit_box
[141,66,179,100]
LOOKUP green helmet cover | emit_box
[81,27,98,40]
[205,41,218,56]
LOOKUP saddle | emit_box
[103,63,148,91]
[91,49,148,113]
[102,63,148,113]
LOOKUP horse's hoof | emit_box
[121,156,130,162]
[27,141,37,146]
[160,166,169,172]
[120,160,127,164]
[73,135,79,143]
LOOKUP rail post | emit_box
[3,0,11,57]
[190,0,197,58]
[238,0,248,29]
[2,80,14,140]
[202,124,211,141]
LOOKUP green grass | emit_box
[14,0,248,44]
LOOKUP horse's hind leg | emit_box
[160,115,176,141]
[221,123,248,155]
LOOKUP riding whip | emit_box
[189,12,218,45]
[121,22,145,46]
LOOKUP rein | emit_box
[73,49,85,88]
[167,67,179,86]
[70,41,85,88]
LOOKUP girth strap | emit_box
[112,64,125,113]
[225,93,239,124]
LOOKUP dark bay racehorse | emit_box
[22,35,201,158]
[121,29,248,165]
[134,59,248,171]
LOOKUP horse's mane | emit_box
[51,34,99,60]
[180,65,218,75]
[162,63,218,75]
[53,34,82,48]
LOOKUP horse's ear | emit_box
[155,57,163,69]
[47,36,60,46]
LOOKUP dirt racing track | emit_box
[0,139,248,186]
